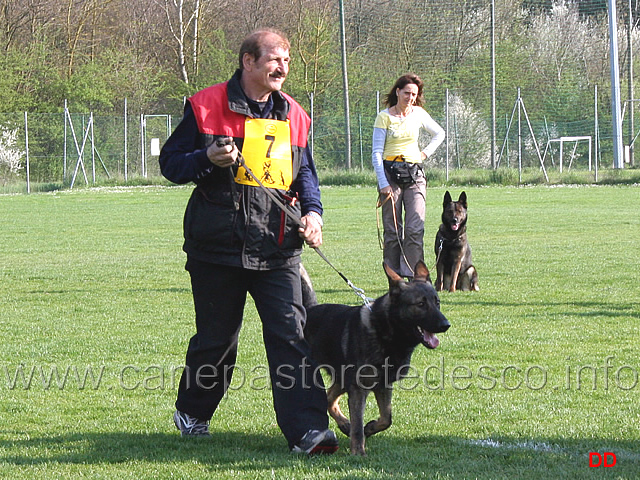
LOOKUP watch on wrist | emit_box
[306,211,323,228]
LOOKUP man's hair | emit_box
[238,29,290,70]
[384,73,424,108]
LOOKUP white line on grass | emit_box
[463,438,640,462]
[466,438,564,454]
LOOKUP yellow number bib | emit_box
[235,118,292,190]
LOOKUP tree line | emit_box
[0,0,637,172]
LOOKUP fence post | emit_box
[140,114,146,177]
[358,113,363,169]
[91,112,96,184]
[595,85,599,182]
[309,92,314,159]
[124,98,128,181]
[24,111,30,194]
[445,89,450,181]
[63,100,68,181]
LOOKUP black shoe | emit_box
[291,429,339,455]
[173,410,210,437]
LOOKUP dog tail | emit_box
[299,263,318,308]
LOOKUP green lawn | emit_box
[1,185,639,479]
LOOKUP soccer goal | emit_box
[542,136,592,173]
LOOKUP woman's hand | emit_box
[380,185,393,197]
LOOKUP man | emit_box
[159,29,338,455]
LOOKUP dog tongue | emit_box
[423,331,440,349]
[451,224,459,231]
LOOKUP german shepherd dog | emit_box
[300,261,450,455]
[435,191,479,292]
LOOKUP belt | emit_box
[385,155,421,164]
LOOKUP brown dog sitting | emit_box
[434,191,479,292]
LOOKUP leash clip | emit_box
[431,237,445,273]
[347,279,373,310]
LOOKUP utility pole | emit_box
[490,0,496,169]
[609,0,625,168]
[338,0,352,168]
[627,0,635,166]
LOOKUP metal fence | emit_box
[2,110,183,191]
[1,89,608,193]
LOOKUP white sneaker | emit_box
[173,410,210,436]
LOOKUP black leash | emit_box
[220,138,371,307]
[310,247,372,308]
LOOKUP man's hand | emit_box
[299,214,323,248]
[206,137,238,168]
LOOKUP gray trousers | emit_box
[380,173,427,278]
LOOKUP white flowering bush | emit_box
[0,126,25,185]
[424,93,491,169]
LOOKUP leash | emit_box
[434,236,444,273]
[376,192,414,276]
[224,139,372,308]
[311,247,372,308]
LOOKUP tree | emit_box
[158,0,200,84]
[524,0,607,121]
[62,0,114,77]
[287,0,340,102]
[191,29,235,91]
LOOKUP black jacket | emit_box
[159,70,322,269]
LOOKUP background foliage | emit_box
[1,0,639,184]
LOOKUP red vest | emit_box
[183,80,312,269]
[189,82,310,149]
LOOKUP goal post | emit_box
[543,136,592,173]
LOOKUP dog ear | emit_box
[383,262,404,288]
[413,261,432,284]
[458,191,467,208]
[443,191,452,206]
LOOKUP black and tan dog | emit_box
[434,191,479,292]
[300,261,450,455]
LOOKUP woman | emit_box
[372,73,445,278]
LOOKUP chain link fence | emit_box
[0,91,610,193]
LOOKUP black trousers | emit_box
[175,258,329,447]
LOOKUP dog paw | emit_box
[338,422,351,437]
[350,447,367,456]
[365,419,391,437]
[364,421,380,438]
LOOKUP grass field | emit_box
[1,185,639,479]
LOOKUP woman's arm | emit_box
[420,111,446,159]
[372,127,389,189]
